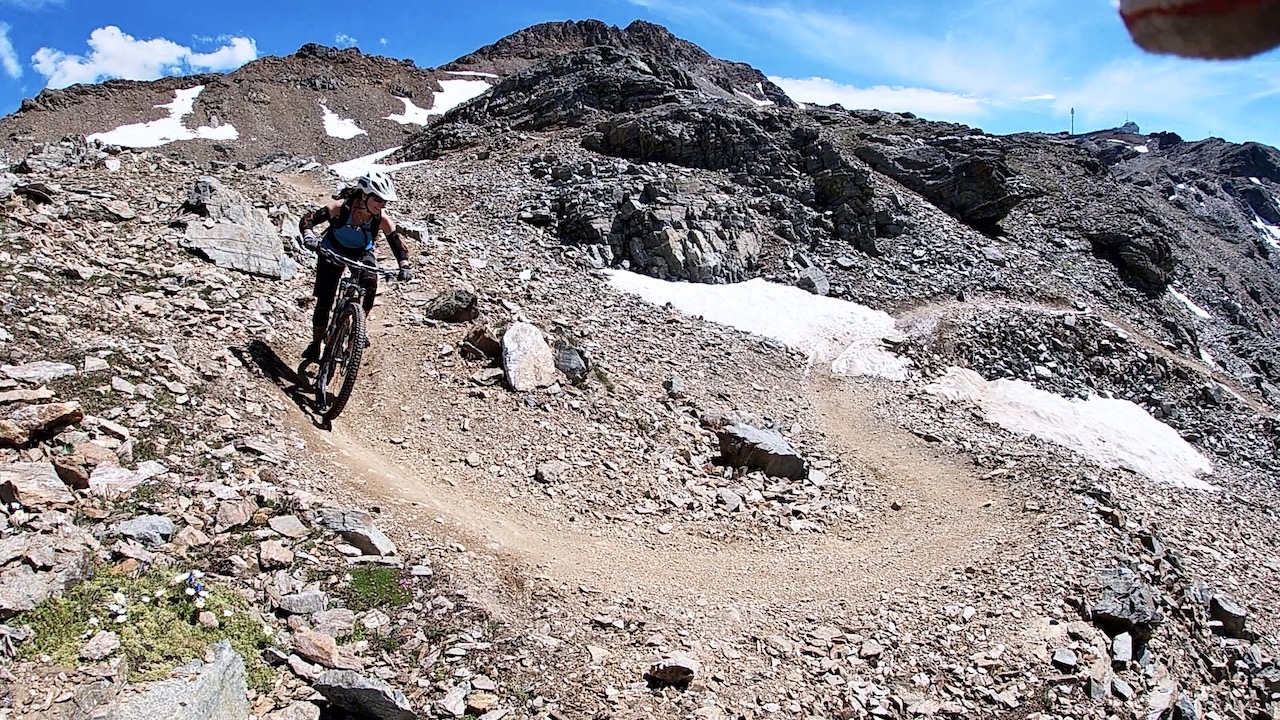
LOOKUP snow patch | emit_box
[385,96,433,125]
[87,86,238,148]
[1250,177,1263,185]
[926,367,1214,490]
[735,89,774,107]
[444,70,499,78]
[319,101,365,139]
[427,78,492,115]
[1169,288,1211,319]
[328,146,427,180]
[604,271,910,380]
[1252,215,1280,249]
[1135,144,1149,153]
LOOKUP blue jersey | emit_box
[327,201,379,251]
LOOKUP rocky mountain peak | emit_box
[447,19,699,69]
[445,19,792,107]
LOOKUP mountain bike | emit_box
[306,246,398,422]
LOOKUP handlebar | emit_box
[315,245,399,278]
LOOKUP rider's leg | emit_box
[359,251,378,319]
[358,252,379,348]
[306,259,342,360]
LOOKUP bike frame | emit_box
[311,246,396,419]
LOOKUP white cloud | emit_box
[188,37,257,71]
[0,23,21,79]
[773,76,988,118]
[335,33,358,48]
[380,38,388,46]
[31,26,257,90]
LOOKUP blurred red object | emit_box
[1119,0,1280,59]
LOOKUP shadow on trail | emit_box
[234,339,331,430]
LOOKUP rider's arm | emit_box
[381,214,411,269]
[298,201,343,242]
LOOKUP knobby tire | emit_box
[320,304,366,421]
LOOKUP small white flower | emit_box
[223,609,234,617]
[139,596,150,604]
[154,589,165,599]
[192,570,204,579]
[197,590,209,598]
[194,598,206,609]
[112,592,126,604]
[115,614,127,623]
[88,617,100,627]
[262,625,274,637]
[173,572,191,584]
[185,587,196,596]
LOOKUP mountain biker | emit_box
[299,170,414,361]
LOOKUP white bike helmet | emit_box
[356,170,398,202]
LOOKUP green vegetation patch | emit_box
[16,567,276,690]
[340,623,402,654]
[343,566,413,611]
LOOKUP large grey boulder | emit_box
[313,669,417,720]
[182,176,298,280]
[114,515,177,547]
[1,401,84,447]
[313,509,397,556]
[424,288,480,322]
[112,640,249,720]
[716,424,808,480]
[0,543,94,618]
[502,323,558,391]
[796,266,830,296]
[0,462,75,507]
[1088,568,1163,638]
[1,361,77,384]
[1079,225,1175,295]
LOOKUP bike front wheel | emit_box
[316,304,366,421]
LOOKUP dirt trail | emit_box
[286,363,1029,628]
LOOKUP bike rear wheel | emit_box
[316,304,366,421]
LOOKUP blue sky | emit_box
[2,0,1279,147]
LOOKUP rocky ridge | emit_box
[1,44,456,168]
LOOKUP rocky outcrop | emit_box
[853,137,1028,228]
[549,164,763,282]
[180,176,299,280]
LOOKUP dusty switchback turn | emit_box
[280,348,1032,629]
